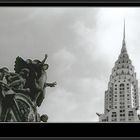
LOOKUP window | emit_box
[120,84,124,87]
[112,112,117,117]
[112,119,117,122]
[120,95,125,97]
[129,111,134,116]
[120,106,125,109]
[120,118,125,121]
[120,110,124,112]
[102,119,107,122]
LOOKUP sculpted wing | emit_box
[14,56,28,73]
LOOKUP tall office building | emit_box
[98,22,140,122]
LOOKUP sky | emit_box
[1,7,140,122]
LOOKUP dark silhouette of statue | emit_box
[0,54,56,122]
[7,68,30,94]
[14,54,56,107]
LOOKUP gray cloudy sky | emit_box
[1,7,140,122]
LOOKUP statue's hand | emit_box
[49,82,57,87]
[44,82,57,88]
[52,81,57,87]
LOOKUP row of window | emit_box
[111,111,134,116]
[113,78,133,82]
[118,59,130,64]
[114,66,133,71]
[108,118,133,122]
[114,105,131,109]
[120,110,125,112]
[113,72,134,77]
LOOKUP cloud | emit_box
[52,48,76,75]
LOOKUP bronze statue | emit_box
[14,54,57,107]
[0,54,56,122]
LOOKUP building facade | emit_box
[98,23,140,122]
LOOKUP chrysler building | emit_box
[98,22,140,122]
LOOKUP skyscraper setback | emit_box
[98,22,140,122]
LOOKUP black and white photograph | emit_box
[0,7,140,122]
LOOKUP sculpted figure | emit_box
[0,54,56,122]
[0,67,13,95]
[32,54,57,107]
[31,54,56,107]
[0,67,9,82]
[7,68,30,94]
[14,54,56,107]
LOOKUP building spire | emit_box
[121,19,127,53]
[123,19,125,43]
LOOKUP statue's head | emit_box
[33,59,41,64]
[26,59,32,64]
[1,67,9,75]
[2,67,9,72]
[19,68,30,78]
[0,67,9,79]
